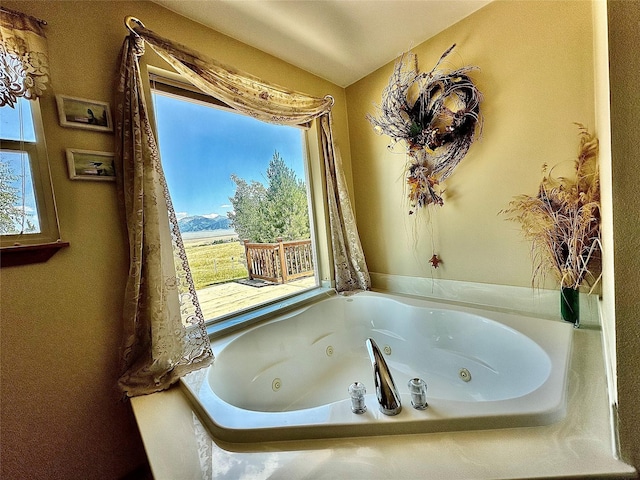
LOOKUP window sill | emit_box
[1,241,70,267]
[206,285,335,339]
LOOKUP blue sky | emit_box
[0,99,40,233]
[152,92,305,219]
[1,98,36,141]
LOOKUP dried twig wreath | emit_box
[368,44,482,210]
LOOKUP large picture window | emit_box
[151,79,319,322]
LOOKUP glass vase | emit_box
[560,287,580,327]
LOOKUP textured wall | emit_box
[608,0,640,469]
[0,1,349,478]
[346,0,595,289]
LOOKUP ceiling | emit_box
[150,0,491,87]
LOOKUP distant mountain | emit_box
[177,215,231,232]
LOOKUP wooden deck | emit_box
[196,275,317,320]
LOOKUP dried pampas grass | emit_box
[502,124,601,290]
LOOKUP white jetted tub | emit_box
[181,291,573,443]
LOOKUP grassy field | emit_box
[183,240,248,289]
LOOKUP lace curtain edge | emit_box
[115,23,371,396]
[115,35,213,398]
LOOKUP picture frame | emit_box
[66,149,116,181]
[56,95,113,132]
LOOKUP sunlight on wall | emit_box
[346,0,595,291]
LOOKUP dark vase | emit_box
[560,287,580,326]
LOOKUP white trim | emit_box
[599,298,621,458]
[0,98,62,247]
[206,286,334,338]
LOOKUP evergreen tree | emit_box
[263,152,310,241]
[227,174,267,242]
[228,151,310,243]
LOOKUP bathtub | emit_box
[181,291,573,443]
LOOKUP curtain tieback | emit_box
[124,16,146,56]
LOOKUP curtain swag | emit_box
[0,7,50,107]
[115,18,370,397]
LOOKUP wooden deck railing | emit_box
[243,237,314,284]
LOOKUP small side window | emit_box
[1,97,61,249]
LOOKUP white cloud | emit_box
[203,213,219,219]
[13,205,36,215]
[175,211,189,220]
[220,204,232,209]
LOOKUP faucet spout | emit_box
[365,338,402,415]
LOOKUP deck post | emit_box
[243,239,253,280]
[277,237,288,284]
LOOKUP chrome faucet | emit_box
[365,338,402,415]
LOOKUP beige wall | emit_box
[608,0,640,468]
[0,1,350,478]
[346,0,595,288]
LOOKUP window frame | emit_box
[1,98,64,256]
[147,67,333,335]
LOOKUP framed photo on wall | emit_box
[66,149,115,181]
[56,95,113,132]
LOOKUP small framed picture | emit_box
[66,149,116,181]
[56,95,113,132]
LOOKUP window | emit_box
[1,97,61,250]
[151,76,321,323]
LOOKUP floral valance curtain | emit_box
[115,19,370,396]
[0,7,49,107]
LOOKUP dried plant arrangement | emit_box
[502,124,601,291]
[367,44,482,210]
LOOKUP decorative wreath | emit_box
[368,44,482,210]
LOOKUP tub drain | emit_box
[459,368,472,382]
[272,378,282,391]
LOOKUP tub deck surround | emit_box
[180,292,573,443]
[131,323,635,479]
[369,272,600,327]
